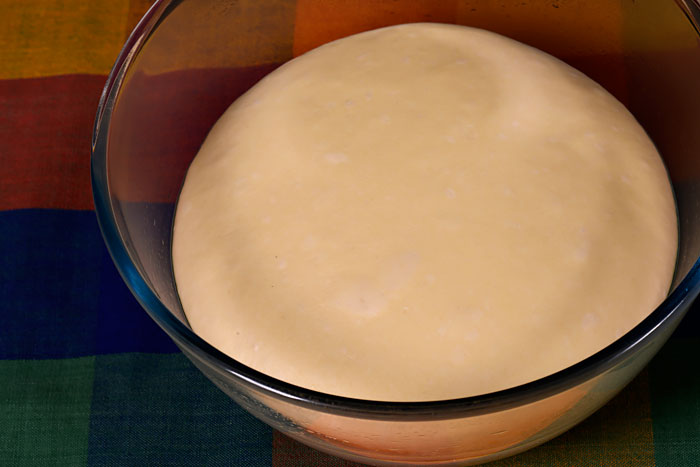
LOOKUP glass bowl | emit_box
[91,0,700,465]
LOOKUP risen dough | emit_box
[173,23,677,401]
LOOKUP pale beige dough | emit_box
[172,23,677,401]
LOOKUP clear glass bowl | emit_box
[91,1,700,465]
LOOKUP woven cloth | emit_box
[1,0,699,465]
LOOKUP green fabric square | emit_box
[650,337,700,467]
[87,353,272,466]
[0,357,95,466]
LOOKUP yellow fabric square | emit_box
[124,0,155,42]
[0,0,130,79]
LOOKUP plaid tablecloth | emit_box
[1,0,699,465]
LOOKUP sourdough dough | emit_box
[172,23,677,401]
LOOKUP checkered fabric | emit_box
[1,0,698,465]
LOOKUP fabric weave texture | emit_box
[1,1,698,465]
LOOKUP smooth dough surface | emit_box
[173,23,677,401]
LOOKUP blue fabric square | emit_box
[0,209,102,359]
[95,247,178,354]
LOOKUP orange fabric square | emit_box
[454,0,624,58]
[294,1,628,105]
[293,0,459,56]
[271,372,655,466]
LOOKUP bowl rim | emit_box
[91,0,700,420]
